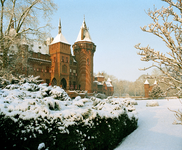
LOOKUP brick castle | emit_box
[9,18,114,96]
[144,80,157,98]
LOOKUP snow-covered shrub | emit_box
[0,74,43,89]
[95,93,107,99]
[38,143,46,150]
[49,86,71,101]
[146,100,159,107]
[130,99,138,105]
[0,83,138,149]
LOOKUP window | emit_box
[66,57,68,63]
[53,57,56,62]
[87,58,90,65]
[46,66,49,73]
[62,56,64,62]
[62,65,67,73]
[70,69,72,72]
[70,58,73,65]
[73,81,76,89]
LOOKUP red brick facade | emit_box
[72,41,96,93]
[93,73,114,96]
[144,80,156,98]
[17,19,114,96]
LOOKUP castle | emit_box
[144,80,157,98]
[8,18,114,96]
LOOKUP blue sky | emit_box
[49,0,170,81]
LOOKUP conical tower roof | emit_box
[154,80,157,85]
[75,17,92,42]
[144,80,149,84]
[51,18,70,45]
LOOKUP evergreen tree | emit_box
[149,85,163,99]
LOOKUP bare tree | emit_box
[135,0,182,124]
[0,0,56,72]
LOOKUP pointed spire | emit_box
[76,16,92,42]
[58,18,61,34]
[82,15,87,29]
[51,18,70,45]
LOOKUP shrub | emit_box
[146,100,159,107]
[0,81,138,150]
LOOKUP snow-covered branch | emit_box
[135,1,182,95]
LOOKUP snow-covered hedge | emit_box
[146,100,159,107]
[0,82,138,150]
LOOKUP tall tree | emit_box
[135,0,182,94]
[0,0,56,72]
[135,0,182,123]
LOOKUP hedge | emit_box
[0,111,137,150]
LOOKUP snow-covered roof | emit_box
[75,18,92,42]
[106,81,113,87]
[144,80,149,84]
[154,80,157,85]
[107,78,112,82]
[97,81,104,86]
[51,33,70,45]
[73,58,77,63]
[95,72,104,78]
[51,19,70,45]
[29,42,49,55]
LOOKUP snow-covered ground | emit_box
[115,99,182,150]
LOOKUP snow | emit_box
[144,80,149,84]
[51,33,70,45]
[76,20,92,42]
[0,83,137,135]
[146,100,159,107]
[38,143,45,150]
[115,99,182,150]
[29,42,49,54]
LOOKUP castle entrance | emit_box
[52,78,57,86]
[61,78,67,89]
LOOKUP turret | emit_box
[49,18,71,89]
[144,80,150,98]
[72,17,96,93]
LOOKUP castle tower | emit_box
[49,19,71,89]
[144,80,150,98]
[72,18,96,93]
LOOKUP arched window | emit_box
[52,78,57,86]
[62,65,67,73]
[61,78,67,89]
